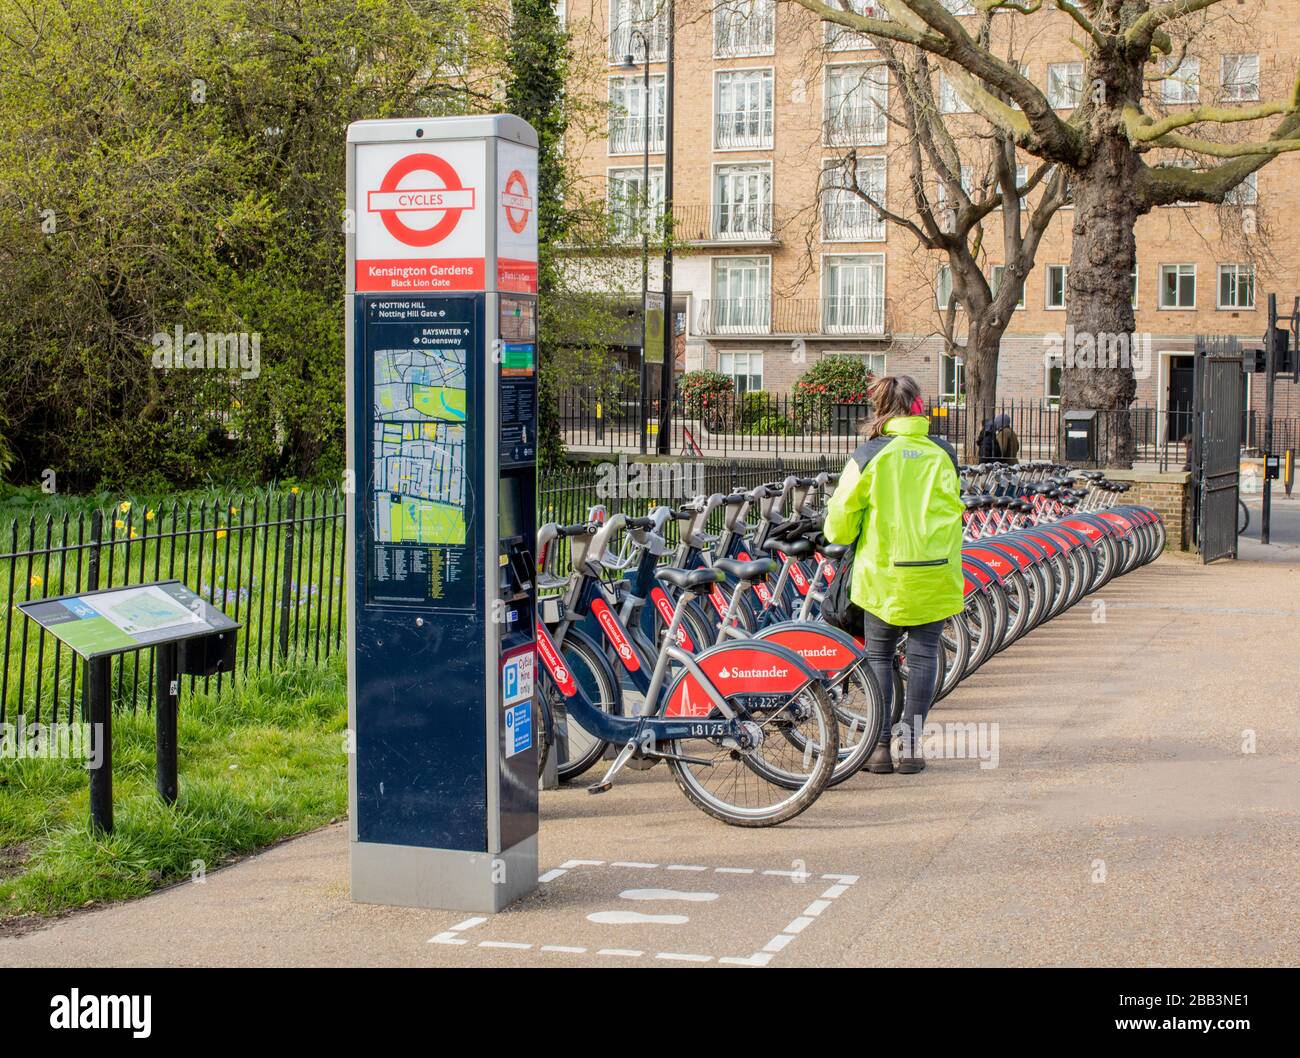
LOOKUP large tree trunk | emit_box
[1063,131,1142,468]
[960,318,1003,462]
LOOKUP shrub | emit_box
[738,391,794,436]
[678,370,735,430]
[792,357,875,431]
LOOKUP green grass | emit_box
[0,655,348,922]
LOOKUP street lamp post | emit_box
[622,30,651,455]
[657,0,675,456]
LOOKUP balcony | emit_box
[822,200,885,242]
[695,297,891,337]
[715,111,774,150]
[714,9,775,58]
[672,204,776,245]
[608,114,665,155]
[610,19,668,63]
[823,104,887,147]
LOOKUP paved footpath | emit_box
[3,552,1298,968]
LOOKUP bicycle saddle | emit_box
[776,537,816,558]
[655,566,724,594]
[713,556,777,582]
[819,542,850,560]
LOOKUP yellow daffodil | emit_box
[119,501,131,513]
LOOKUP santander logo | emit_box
[591,598,639,671]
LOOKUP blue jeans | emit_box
[861,611,945,747]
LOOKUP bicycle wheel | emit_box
[823,661,884,786]
[548,632,621,781]
[666,682,838,827]
[534,694,552,781]
[935,612,971,698]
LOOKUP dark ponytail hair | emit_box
[863,374,923,440]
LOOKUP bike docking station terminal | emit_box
[345,115,541,913]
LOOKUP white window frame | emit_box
[990,265,1026,309]
[1131,265,1139,310]
[607,164,665,241]
[1045,264,1069,310]
[939,72,972,114]
[1225,172,1258,206]
[1045,355,1062,408]
[608,74,666,155]
[940,353,965,406]
[718,349,765,393]
[1047,62,1084,109]
[609,0,668,64]
[823,63,889,147]
[712,160,774,240]
[714,67,776,151]
[824,350,887,377]
[821,156,887,242]
[1217,264,1256,310]
[713,0,775,59]
[1221,53,1260,102]
[711,255,772,333]
[1158,263,1197,310]
[941,0,975,13]
[821,252,887,334]
[824,0,886,53]
[1162,56,1200,104]
[937,264,955,310]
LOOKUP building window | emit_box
[1045,357,1062,407]
[711,256,771,332]
[990,265,1025,308]
[1159,263,1196,309]
[941,0,975,13]
[719,350,764,393]
[824,64,888,147]
[608,74,666,155]
[1045,264,1069,309]
[1162,57,1200,104]
[607,166,664,240]
[823,254,886,333]
[715,69,775,150]
[941,354,965,405]
[1225,172,1258,206]
[1131,266,1139,309]
[714,163,773,239]
[825,0,887,52]
[610,0,667,63]
[937,265,954,309]
[821,157,886,241]
[1221,54,1260,102]
[827,351,887,377]
[1047,62,1084,108]
[939,72,972,114]
[1218,264,1255,310]
[713,0,774,58]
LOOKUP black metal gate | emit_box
[1191,335,1244,563]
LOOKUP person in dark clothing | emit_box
[992,413,1020,464]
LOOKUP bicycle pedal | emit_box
[587,780,613,795]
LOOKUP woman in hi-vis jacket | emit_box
[824,375,965,774]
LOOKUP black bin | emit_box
[1064,410,1097,463]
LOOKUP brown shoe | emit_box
[865,742,894,774]
[896,744,926,774]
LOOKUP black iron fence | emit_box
[561,384,1196,468]
[1,490,345,724]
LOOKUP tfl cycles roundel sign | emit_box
[371,153,476,247]
[355,140,487,292]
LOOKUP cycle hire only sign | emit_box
[356,140,488,292]
[496,139,538,294]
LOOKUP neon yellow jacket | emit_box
[824,416,965,626]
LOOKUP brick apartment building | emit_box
[557,0,1300,435]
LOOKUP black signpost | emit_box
[17,580,238,833]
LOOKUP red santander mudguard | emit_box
[663,641,818,719]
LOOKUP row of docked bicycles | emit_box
[531,460,1165,828]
